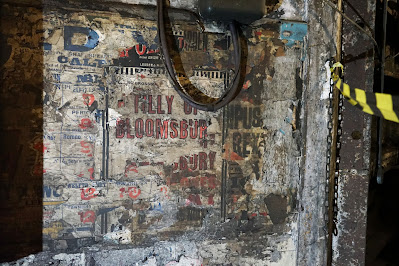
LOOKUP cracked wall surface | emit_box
[0,0,340,265]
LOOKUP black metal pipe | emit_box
[377,0,388,184]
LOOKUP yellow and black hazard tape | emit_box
[331,63,399,123]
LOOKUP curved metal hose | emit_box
[157,0,243,111]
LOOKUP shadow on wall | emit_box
[366,169,399,265]
[0,1,44,262]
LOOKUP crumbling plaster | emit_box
[0,0,342,265]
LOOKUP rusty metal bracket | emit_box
[279,22,307,48]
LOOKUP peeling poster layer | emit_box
[2,1,307,264]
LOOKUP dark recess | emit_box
[0,2,44,262]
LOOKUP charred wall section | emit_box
[0,0,345,265]
[0,2,44,262]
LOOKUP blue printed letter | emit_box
[64,26,99,52]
